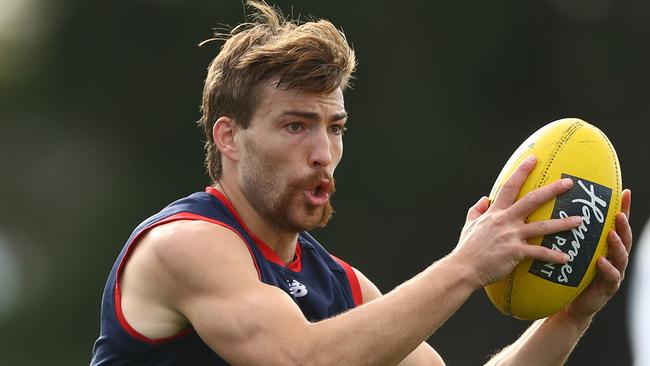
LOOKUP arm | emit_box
[124,157,579,365]
[155,223,475,365]
[352,268,446,366]
[485,189,633,365]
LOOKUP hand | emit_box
[561,189,632,323]
[451,156,583,288]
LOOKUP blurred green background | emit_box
[0,0,648,364]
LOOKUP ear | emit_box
[212,116,239,162]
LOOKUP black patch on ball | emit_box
[528,174,612,287]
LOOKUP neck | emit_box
[214,179,299,265]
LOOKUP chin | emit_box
[289,217,322,232]
[289,207,331,231]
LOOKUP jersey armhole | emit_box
[331,255,363,307]
[114,212,262,344]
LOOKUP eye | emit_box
[286,122,303,133]
[329,124,347,135]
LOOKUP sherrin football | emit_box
[484,118,622,320]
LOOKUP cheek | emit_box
[258,146,295,178]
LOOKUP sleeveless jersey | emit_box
[90,187,362,365]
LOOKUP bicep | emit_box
[157,223,312,365]
[399,342,446,366]
[183,280,311,364]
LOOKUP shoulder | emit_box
[118,218,267,341]
[144,219,245,259]
[126,219,259,301]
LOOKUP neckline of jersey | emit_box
[205,186,303,272]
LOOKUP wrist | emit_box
[436,254,483,291]
[550,307,593,335]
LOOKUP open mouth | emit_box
[307,179,331,205]
[312,180,331,197]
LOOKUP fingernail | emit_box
[562,178,573,188]
[525,156,537,164]
[573,216,583,225]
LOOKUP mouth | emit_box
[306,179,332,206]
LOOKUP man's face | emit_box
[236,81,346,233]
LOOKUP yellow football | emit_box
[484,118,622,320]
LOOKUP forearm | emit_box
[485,310,592,366]
[307,255,475,365]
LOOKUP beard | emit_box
[240,138,335,233]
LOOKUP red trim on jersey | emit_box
[206,186,303,272]
[114,212,262,344]
[331,255,363,307]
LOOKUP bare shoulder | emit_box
[133,219,259,293]
[119,219,260,339]
[129,220,310,361]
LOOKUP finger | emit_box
[521,244,570,264]
[492,156,537,210]
[596,256,621,296]
[607,230,629,277]
[508,177,574,218]
[615,212,633,253]
[621,189,631,219]
[520,216,582,238]
[466,196,490,222]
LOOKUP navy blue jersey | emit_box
[91,187,362,365]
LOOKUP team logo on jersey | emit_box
[287,279,308,298]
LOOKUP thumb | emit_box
[466,196,490,222]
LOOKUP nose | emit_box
[309,128,333,168]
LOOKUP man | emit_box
[91,1,633,365]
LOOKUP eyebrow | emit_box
[280,110,348,121]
